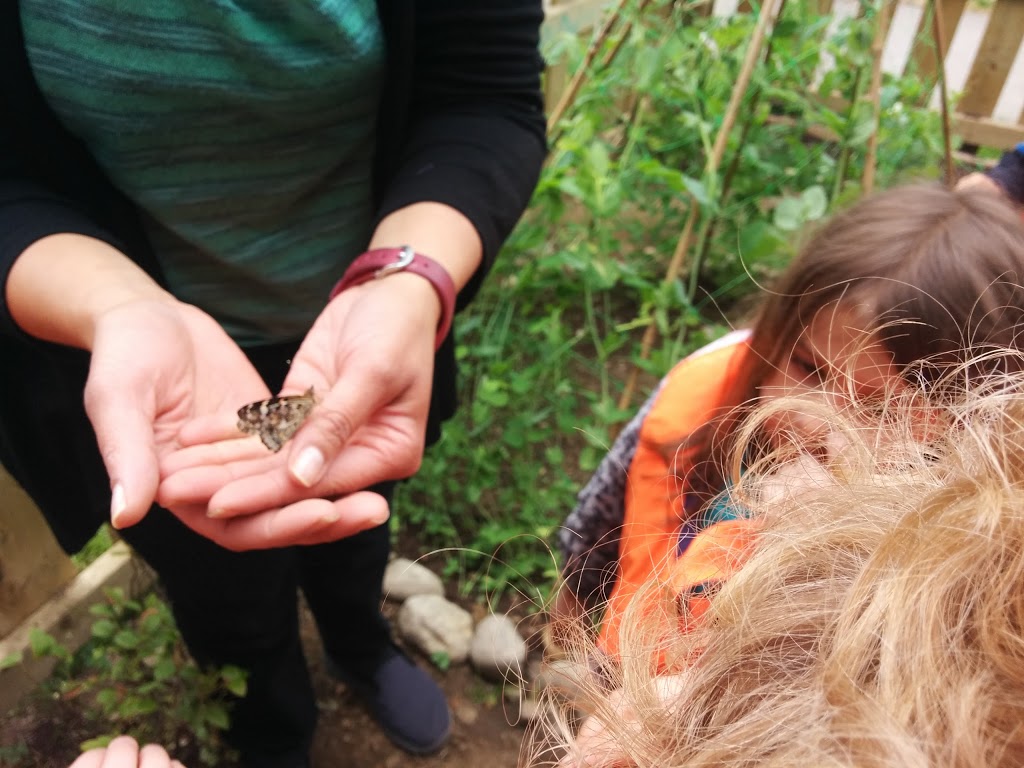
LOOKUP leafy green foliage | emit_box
[27,588,245,767]
[429,651,452,671]
[394,0,944,602]
[70,525,115,569]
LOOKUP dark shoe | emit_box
[326,643,451,755]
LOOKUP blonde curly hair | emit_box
[532,358,1024,768]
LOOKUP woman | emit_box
[0,2,547,765]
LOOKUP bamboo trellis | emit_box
[542,0,1024,412]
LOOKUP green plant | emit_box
[468,680,502,708]
[429,651,452,671]
[71,524,116,569]
[29,588,246,767]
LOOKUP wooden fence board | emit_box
[953,0,1024,118]
[543,0,1024,146]
[908,0,968,92]
[954,114,1024,149]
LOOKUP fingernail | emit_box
[291,446,325,487]
[370,508,390,527]
[208,507,227,519]
[320,509,341,526]
[110,484,127,529]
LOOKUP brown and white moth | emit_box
[236,387,316,453]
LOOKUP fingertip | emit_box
[365,502,390,529]
[138,742,173,767]
[110,483,151,530]
[67,750,104,768]
[325,492,390,533]
[289,445,325,488]
[110,483,127,528]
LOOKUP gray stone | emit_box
[382,557,444,601]
[469,613,528,683]
[396,594,474,663]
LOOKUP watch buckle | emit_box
[374,245,415,279]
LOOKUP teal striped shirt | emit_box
[22,1,384,344]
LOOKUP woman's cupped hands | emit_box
[153,272,440,550]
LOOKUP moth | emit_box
[236,387,317,453]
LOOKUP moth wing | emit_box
[260,430,286,453]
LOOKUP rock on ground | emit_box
[470,613,528,683]
[382,557,445,601]
[396,594,474,663]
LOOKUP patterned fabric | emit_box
[560,330,752,612]
[21,0,384,344]
[559,380,664,608]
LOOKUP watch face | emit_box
[237,387,317,452]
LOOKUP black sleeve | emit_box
[373,1,548,308]
[986,143,1024,206]
[0,182,137,339]
[0,2,142,340]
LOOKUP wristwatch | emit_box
[329,246,457,351]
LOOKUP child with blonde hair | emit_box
[535,353,1024,767]
[552,181,1024,662]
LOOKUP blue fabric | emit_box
[677,479,749,555]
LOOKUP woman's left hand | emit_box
[158,271,441,543]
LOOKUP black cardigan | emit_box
[0,0,547,553]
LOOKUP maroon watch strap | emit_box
[329,246,456,351]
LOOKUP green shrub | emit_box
[27,588,245,767]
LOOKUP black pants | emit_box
[118,341,395,757]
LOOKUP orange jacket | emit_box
[599,331,756,657]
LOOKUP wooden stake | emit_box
[833,67,865,200]
[861,0,897,194]
[689,0,790,298]
[616,0,784,412]
[931,0,956,186]
[547,0,631,136]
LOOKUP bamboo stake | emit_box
[600,19,634,69]
[691,104,759,285]
[931,0,956,187]
[616,0,784,412]
[690,0,790,298]
[861,0,897,194]
[547,0,631,136]
[833,67,865,200]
